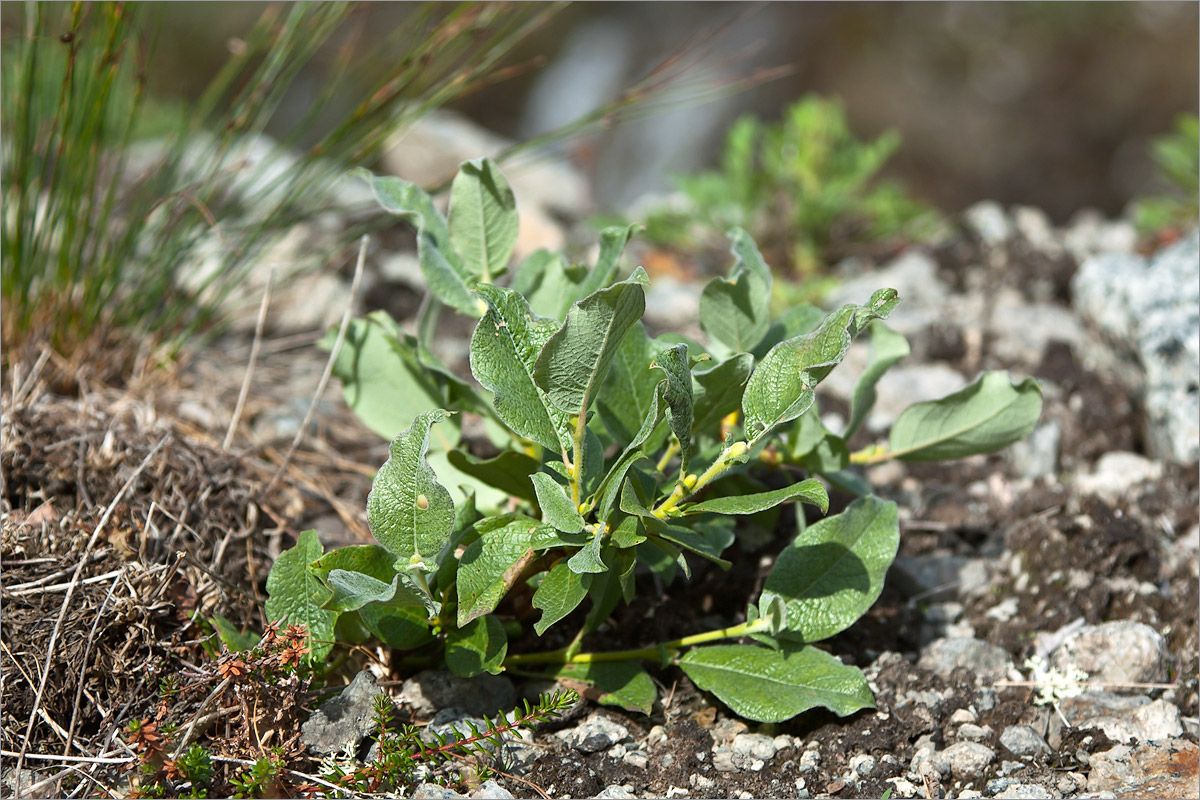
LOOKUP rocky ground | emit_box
[2,117,1197,799]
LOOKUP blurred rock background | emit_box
[124,2,1198,220]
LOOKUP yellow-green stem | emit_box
[570,412,586,506]
[653,442,744,516]
[848,444,891,465]
[504,618,771,667]
[655,440,680,474]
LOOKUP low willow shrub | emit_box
[267,159,1041,723]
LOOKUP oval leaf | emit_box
[264,530,336,663]
[759,495,899,643]
[887,371,1043,461]
[532,561,593,635]
[844,321,910,438]
[680,644,874,722]
[533,269,649,416]
[367,409,456,569]
[457,522,537,626]
[651,343,695,477]
[531,472,585,533]
[449,157,518,282]
[445,615,508,677]
[551,660,657,715]
[742,288,899,442]
[699,229,773,354]
[684,478,829,516]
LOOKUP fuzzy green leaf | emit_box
[742,288,899,442]
[595,386,665,518]
[680,644,874,722]
[656,525,732,569]
[264,530,336,663]
[692,353,753,438]
[328,313,458,442]
[512,249,589,321]
[760,495,899,643]
[470,284,573,453]
[699,229,773,353]
[210,615,260,652]
[567,529,607,575]
[531,472,586,533]
[532,561,593,635]
[367,409,456,570]
[322,570,429,614]
[449,157,518,282]
[597,322,664,447]
[685,478,828,516]
[533,269,649,416]
[445,615,508,677]
[359,605,434,650]
[651,343,695,477]
[457,522,537,626]
[845,321,909,438]
[550,661,657,715]
[887,372,1043,461]
[447,449,542,504]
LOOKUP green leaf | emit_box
[651,343,695,477]
[692,353,753,439]
[210,615,260,652]
[367,410,456,570]
[359,604,434,650]
[684,478,828,516]
[353,169,479,314]
[656,525,732,569]
[742,288,899,442]
[577,224,640,298]
[445,615,508,677]
[597,322,664,447]
[264,530,337,663]
[753,303,825,360]
[457,521,537,626]
[532,561,593,635]
[760,495,899,643]
[418,231,481,316]
[699,229,773,353]
[680,644,874,722]
[609,515,647,548]
[887,372,1043,461]
[355,169,451,254]
[533,269,649,417]
[595,383,668,518]
[619,478,665,533]
[550,661,657,715]
[447,449,541,504]
[845,321,909,438]
[449,157,518,282]
[471,284,573,453]
[512,249,589,321]
[531,472,585,533]
[323,570,429,614]
[327,312,457,442]
[567,529,607,575]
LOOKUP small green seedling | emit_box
[635,94,941,279]
[268,158,1041,723]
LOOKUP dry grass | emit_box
[0,318,392,794]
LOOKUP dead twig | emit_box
[64,571,124,757]
[223,268,274,450]
[262,235,367,499]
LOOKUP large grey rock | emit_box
[1049,621,1171,689]
[964,201,1012,246]
[558,712,630,753]
[1087,738,1199,796]
[1073,451,1164,501]
[1132,698,1186,741]
[470,779,515,799]
[412,783,466,799]
[918,637,1015,684]
[301,670,384,756]
[891,556,990,603]
[942,741,995,779]
[1062,208,1137,262]
[398,668,516,718]
[993,784,1054,799]
[999,725,1051,757]
[1072,230,1200,462]
[595,786,639,799]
